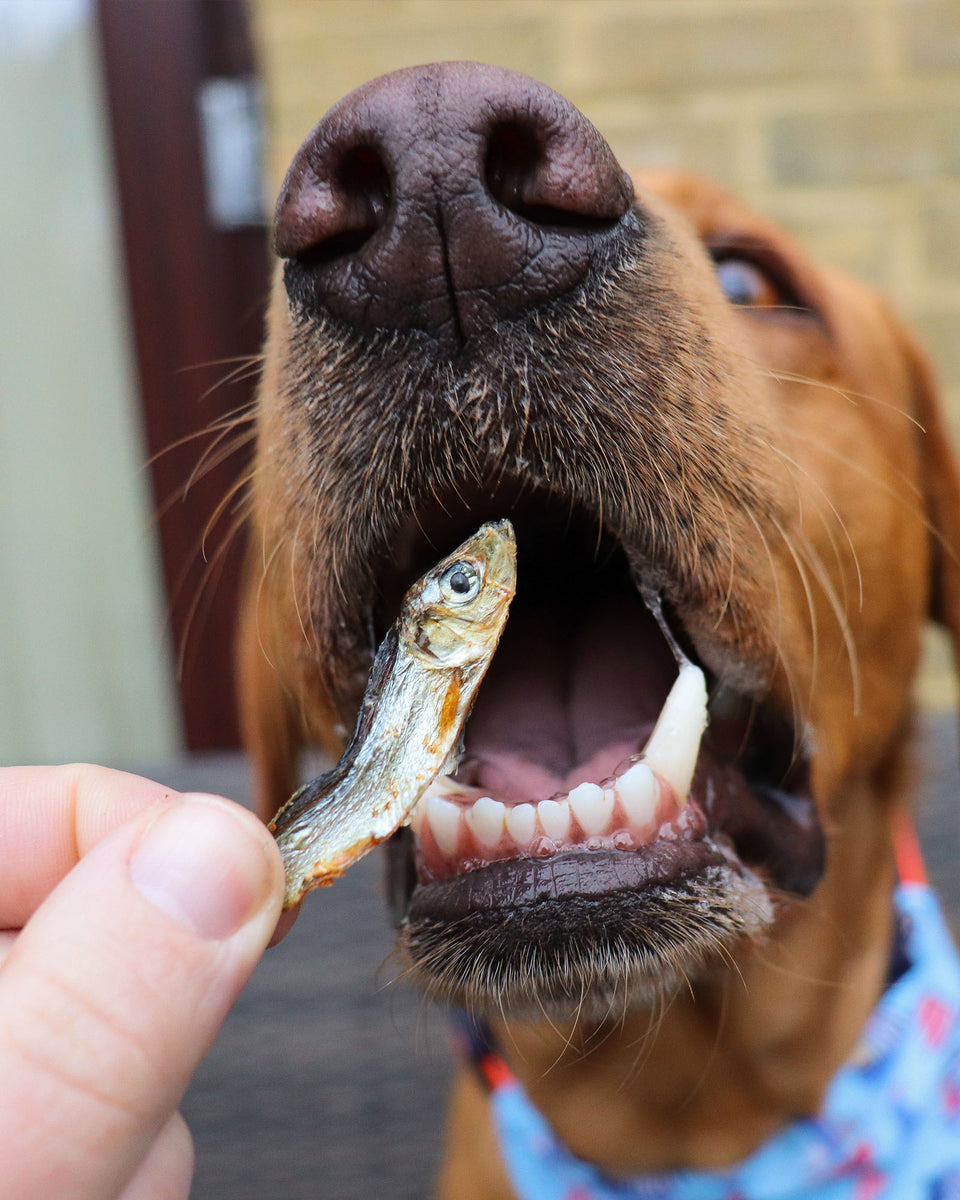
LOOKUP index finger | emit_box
[0,764,181,927]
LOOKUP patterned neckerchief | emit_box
[475,884,960,1200]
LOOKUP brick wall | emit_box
[252,0,960,702]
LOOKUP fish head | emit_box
[401,520,517,670]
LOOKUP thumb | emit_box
[0,793,283,1200]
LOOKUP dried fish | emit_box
[270,520,517,908]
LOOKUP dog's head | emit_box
[244,63,960,1020]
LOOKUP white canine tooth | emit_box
[467,796,506,848]
[568,781,614,836]
[537,798,571,841]
[425,794,462,855]
[641,662,708,805]
[505,803,537,844]
[616,761,657,827]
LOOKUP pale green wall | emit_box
[0,0,182,763]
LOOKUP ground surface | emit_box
[142,713,959,1199]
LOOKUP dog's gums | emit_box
[392,657,776,1017]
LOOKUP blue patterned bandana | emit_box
[489,885,960,1200]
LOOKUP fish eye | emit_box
[439,561,481,603]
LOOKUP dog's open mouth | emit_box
[372,480,825,1016]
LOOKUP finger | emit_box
[117,1112,194,1200]
[0,793,283,1200]
[0,764,180,926]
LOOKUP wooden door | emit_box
[97,0,270,749]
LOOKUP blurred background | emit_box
[2,1,959,1196]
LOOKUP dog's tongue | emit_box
[459,590,677,801]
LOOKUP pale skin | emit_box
[0,763,287,1200]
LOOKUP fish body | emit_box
[270,520,517,908]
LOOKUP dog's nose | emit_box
[274,62,633,344]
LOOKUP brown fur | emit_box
[238,166,960,1189]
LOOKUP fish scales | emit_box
[270,520,517,909]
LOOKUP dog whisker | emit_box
[787,427,928,523]
[763,367,926,431]
[769,514,822,720]
[791,526,863,718]
[144,399,257,474]
[184,425,257,502]
[176,487,253,682]
[174,351,266,375]
[766,439,864,614]
[737,504,805,733]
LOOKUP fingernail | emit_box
[130,797,275,940]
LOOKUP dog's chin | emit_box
[371,490,825,1021]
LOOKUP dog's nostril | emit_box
[275,143,392,263]
[304,147,392,267]
[484,122,621,232]
[335,145,392,234]
[485,123,544,216]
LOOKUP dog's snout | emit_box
[274,61,634,344]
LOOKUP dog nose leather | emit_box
[274,62,634,345]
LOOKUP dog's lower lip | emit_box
[392,831,775,1018]
[404,842,726,923]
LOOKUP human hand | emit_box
[0,764,285,1200]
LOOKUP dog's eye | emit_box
[714,257,784,308]
[439,561,481,603]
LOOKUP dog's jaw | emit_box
[392,647,794,1018]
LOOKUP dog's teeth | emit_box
[568,782,614,835]
[641,662,708,805]
[414,672,704,872]
[505,802,537,844]
[467,796,506,848]
[616,761,658,826]
[424,794,462,855]
[537,797,571,841]
[407,802,424,836]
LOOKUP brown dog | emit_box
[237,63,960,1196]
